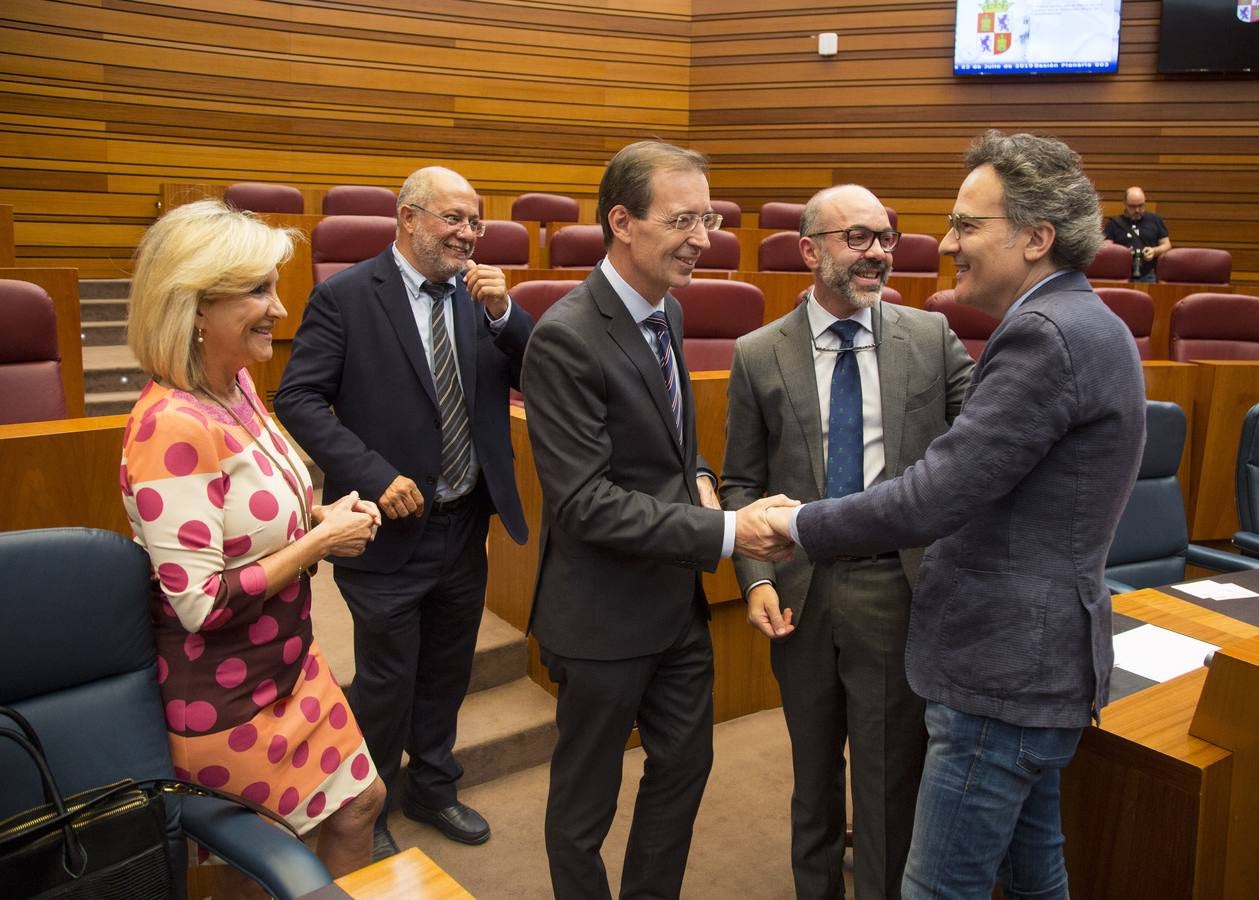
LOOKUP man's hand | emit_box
[696,475,720,510]
[734,494,800,561]
[1141,246,1156,261]
[747,583,794,638]
[464,259,509,319]
[378,475,425,520]
[764,503,798,541]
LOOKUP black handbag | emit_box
[0,706,300,899]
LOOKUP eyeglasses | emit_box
[806,227,901,252]
[658,212,724,233]
[408,203,487,238]
[944,213,1009,234]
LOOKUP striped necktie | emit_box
[423,281,472,490]
[643,311,682,443]
[825,318,864,498]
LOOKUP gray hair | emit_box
[963,130,1102,272]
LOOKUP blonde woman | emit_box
[121,200,385,878]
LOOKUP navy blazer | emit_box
[797,272,1146,727]
[274,246,531,574]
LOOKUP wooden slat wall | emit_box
[691,1,1259,289]
[0,1,1255,287]
[0,0,690,276]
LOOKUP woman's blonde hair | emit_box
[127,199,296,391]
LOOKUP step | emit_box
[79,278,130,300]
[81,321,127,346]
[451,676,557,789]
[82,344,145,394]
[86,390,141,417]
[80,298,129,322]
[310,566,526,696]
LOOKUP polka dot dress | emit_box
[121,370,377,835]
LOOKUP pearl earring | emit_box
[196,328,204,344]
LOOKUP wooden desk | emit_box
[333,847,472,899]
[1061,583,1259,899]
[0,267,85,418]
[1186,361,1259,541]
[731,270,812,324]
[0,414,130,535]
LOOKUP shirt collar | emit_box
[600,257,664,324]
[805,290,876,341]
[1006,269,1070,318]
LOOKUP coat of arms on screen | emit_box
[1239,2,1258,23]
[977,1,1013,55]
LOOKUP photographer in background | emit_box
[1104,186,1171,282]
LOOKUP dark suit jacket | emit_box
[797,272,1146,728]
[274,246,531,574]
[721,300,973,614]
[521,267,725,661]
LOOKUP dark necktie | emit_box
[423,281,472,490]
[825,319,864,498]
[643,311,682,443]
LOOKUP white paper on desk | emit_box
[1172,580,1259,601]
[1112,624,1218,683]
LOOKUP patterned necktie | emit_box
[423,281,472,490]
[643,311,683,443]
[825,319,864,498]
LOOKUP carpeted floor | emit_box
[383,706,855,898]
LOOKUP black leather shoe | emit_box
[403,799,490,845]
[371,827,400,862]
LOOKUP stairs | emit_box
[307,517,557,794]
[80,278,145,416]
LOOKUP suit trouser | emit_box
[333,497,490,826]
[541,610,714,900]
[771,557,926,899]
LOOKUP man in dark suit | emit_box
[274,166,532,858]
[766,132,1147,898]
[722,184,973,898]
[521,140,793,899]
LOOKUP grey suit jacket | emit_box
[522,267,725,660]
[796,272,1146,727]
[721,300,973,618]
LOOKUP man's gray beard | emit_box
[820,255,886,309]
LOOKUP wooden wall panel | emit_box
[690,1,1259,290]
[0,0,690,276]
[0,1,1254,289]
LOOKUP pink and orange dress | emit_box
[120,369,376,834]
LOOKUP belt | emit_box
[431,492,477,516]
[834,550,899,562]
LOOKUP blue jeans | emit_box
[901,702,1083,900]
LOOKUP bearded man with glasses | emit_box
[276,166,533,860]
[721,184,974,899]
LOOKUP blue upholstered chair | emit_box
[1104,402,1259,593]
[1233,403,1259,558]
[0,528,331,899]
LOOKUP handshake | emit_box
[732,495,802,561]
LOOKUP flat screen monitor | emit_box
[953,0,1124,75]
[1158,0,1258,74]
